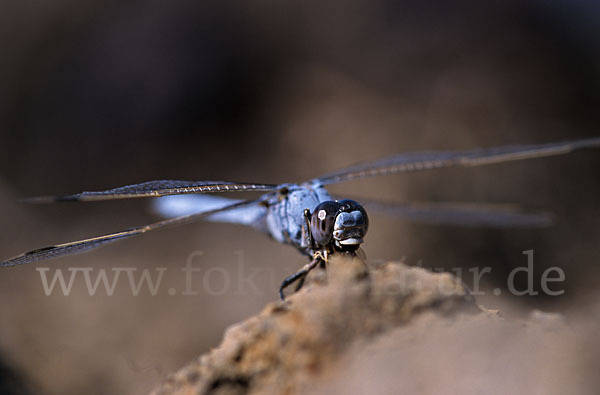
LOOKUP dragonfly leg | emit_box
[294,276,306,293]
[303,208,317,250]
[279,257,321,300]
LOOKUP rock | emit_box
[150,255,479,395]
[151,255,596,395]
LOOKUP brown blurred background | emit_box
[0,0,599,394]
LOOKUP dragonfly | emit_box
[1,137,599,299]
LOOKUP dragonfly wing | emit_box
[314,137,600,185]
[152,194,268,228]
[355,198,554,228]
[22,180,278,203]
[0,199,259,267]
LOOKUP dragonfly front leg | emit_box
[293,251,328,294]
[294,276,306,293]
[302,208,317,251]
[279,257,321,300]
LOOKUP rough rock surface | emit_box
[151,255,594,395]
[150,255,481,395]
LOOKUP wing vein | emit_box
[0,198,260,267]
[22,180,278,203]
[314,137,600,185]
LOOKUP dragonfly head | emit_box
[310,200,369,252]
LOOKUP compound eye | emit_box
[337,199,369,232]
[310,201,341,247]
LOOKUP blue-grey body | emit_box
[153,181,333,256]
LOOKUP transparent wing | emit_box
[356,198,554,228]
[314,137,600,185]
[22,180,278,203]
[0,199,257,267]
[152,194,268,228]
